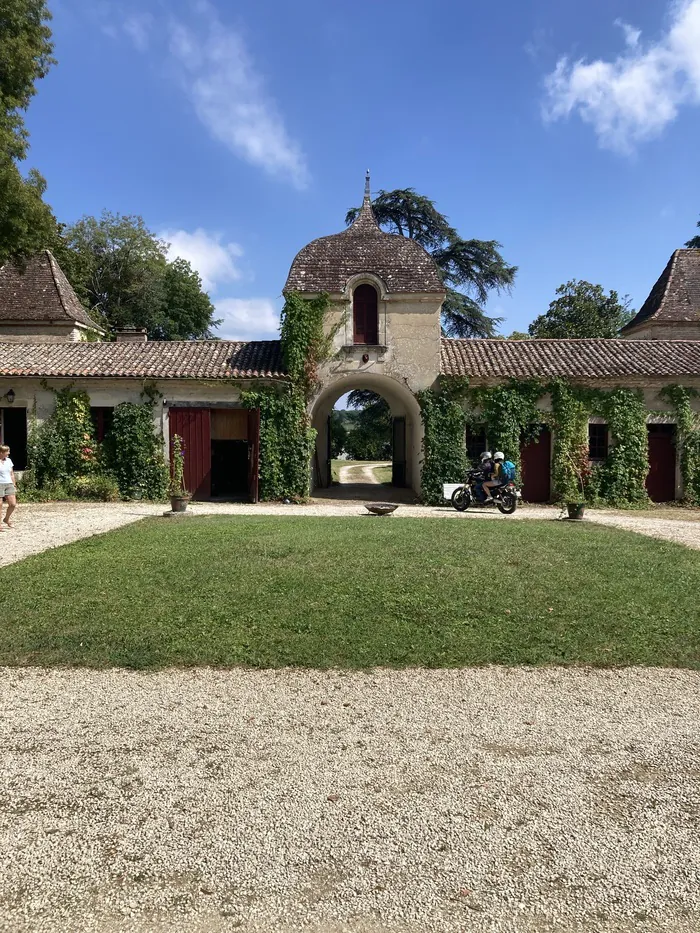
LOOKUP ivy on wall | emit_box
[24,384,167,501]
[468,381,543,472]
[659,385,700,504]
[418,376,696,507]
[416,379,468,505]
[102,396,169,500]
[242,291,333,501]
[241,387,315,501]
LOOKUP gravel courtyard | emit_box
[2,667,700,933]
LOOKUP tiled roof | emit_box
[0,251,104,332]
[284,197,445,295]
[0,340,287,379]
[441,338,700,379]
[622,250,700,332]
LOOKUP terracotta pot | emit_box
[566,503,585,520]
[170,495,190,513]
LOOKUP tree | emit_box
[0,0,59,265]
[346,189,516,338]
[686,218,700,249]
[329,410,348,458]
[528,280,634,339]
[343,390,391,461]
[56,212,220,339]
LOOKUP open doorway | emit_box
[330,390,393,495]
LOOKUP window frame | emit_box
[588,422,609,461]
[352,283,379,346]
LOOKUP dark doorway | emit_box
[2,407,27,470]
[392,416,406,486]
[211,440,248,498]
[520,425,552,503]
[465,424,487,467]
[646,424,676,502]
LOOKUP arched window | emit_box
[353,284,379,345]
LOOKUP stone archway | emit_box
[309,374,422,497]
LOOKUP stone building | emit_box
[0,187,699,501]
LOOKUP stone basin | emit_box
[365,503,399,516]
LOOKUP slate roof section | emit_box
[0,340,287,379]
[0,251,104,332]
[441,338,700,379]
[284,196,445,295]
[622,249,700,333]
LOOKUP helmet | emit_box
[480,451,492,462]
[494,451,505,462]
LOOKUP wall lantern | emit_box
[362,353,370,364]
[3,389,14,404]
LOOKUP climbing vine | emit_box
[416,376,693,506]
[102,395,169,499]
[468,381,544,472]
[242,387,315,500]
[549,380,591,502]
[593,388,649,504]
[416,379,468,505]
[242,291,333,501]
[659,385,700,504]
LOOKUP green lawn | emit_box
[1,516,699,670]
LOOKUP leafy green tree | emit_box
[56,212,219,339]
[528,280,634,339]
[329,410,348,458]
[344,390,391,461]
[346,189,516,338]
[686,218,700,249]
[0,0,59,265]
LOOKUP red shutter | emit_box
[353,285,378,345]
[646,425,676,502]
[169,408,211,500]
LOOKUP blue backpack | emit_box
[501,460,516,482]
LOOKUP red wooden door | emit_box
[247,408,260,503]
[169,408,211,500]
[520,425,552,503]
[646,425,676,502]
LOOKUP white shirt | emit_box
[0,457,13,484]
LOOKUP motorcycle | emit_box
[450,468,520,515]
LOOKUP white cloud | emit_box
[213,298,280,341]
[123,13,153,52]
[615,19,642,50]
[168,2,309,189]
[543,0,700,153]
[160,228,243,293]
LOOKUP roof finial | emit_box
[364,169,371,201]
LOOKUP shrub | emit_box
[67,474,121,502]
[102,401,168,500]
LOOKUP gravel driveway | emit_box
[1,667,699,933]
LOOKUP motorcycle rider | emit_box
[482,451,505,504]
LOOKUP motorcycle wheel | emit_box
[497,493,517,515]
[451,487,471,512]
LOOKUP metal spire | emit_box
[364,169,371,201]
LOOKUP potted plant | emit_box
[563,443,590,520]
[169,434,191,512]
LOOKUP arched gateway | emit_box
[285,173,445,494]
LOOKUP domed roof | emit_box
[284,182,445,295]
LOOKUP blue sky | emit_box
[26,0,700,340]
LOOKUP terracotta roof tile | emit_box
[441,338,700,380]
[284,198,445,295]
[0,251,103,332]
[622,250,700,333]
[0,340,286,379]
